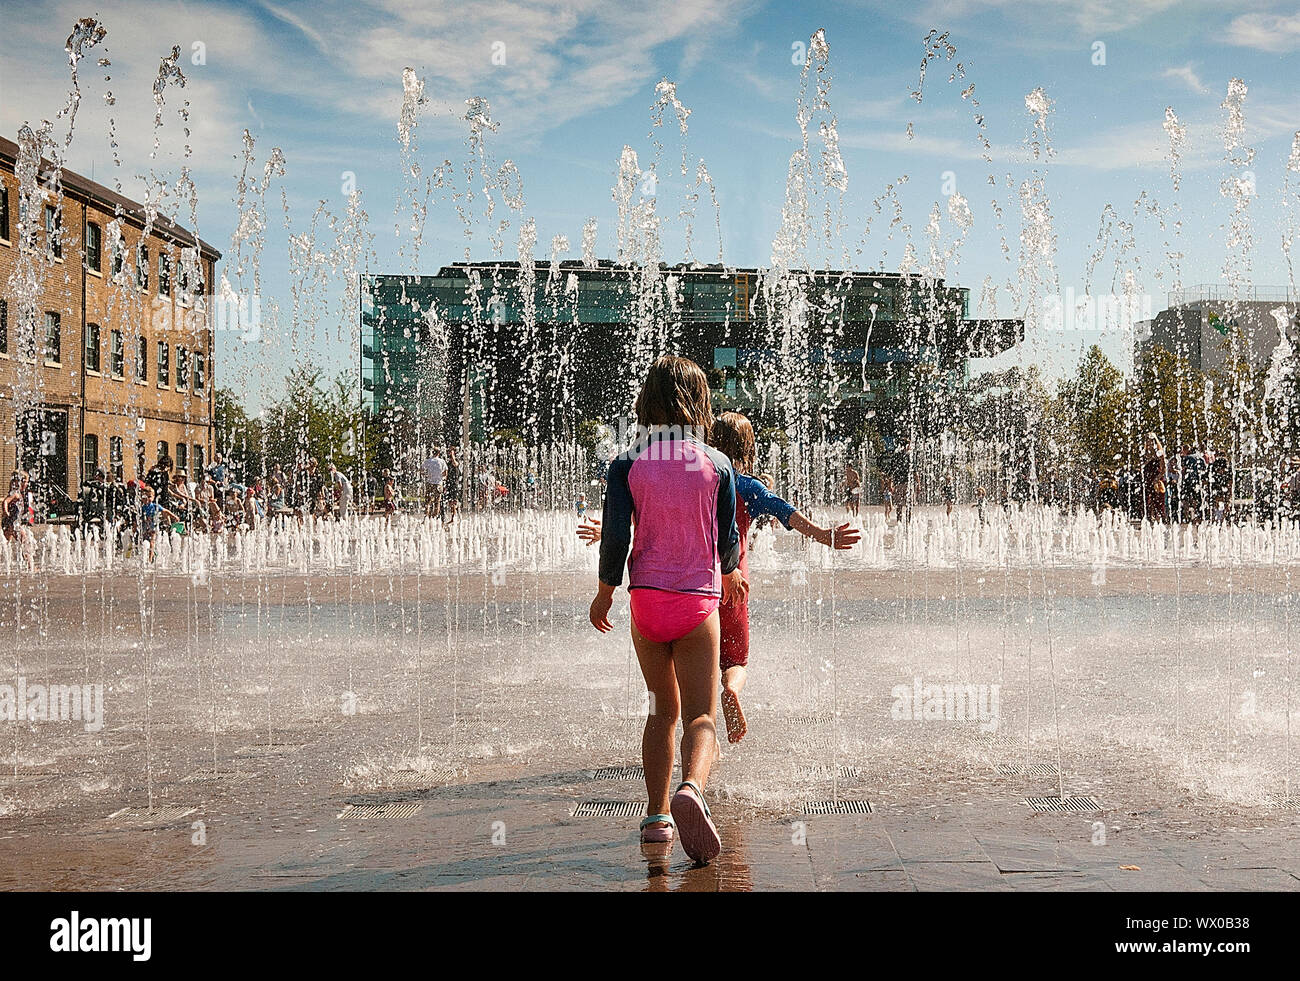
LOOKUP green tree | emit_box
[1060,345,1127,472]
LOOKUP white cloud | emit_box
[903,0,1181,38]
[317,0,754,140]
[1163,63,1210,95]
[0,0,276,190]
[257,1,330,54]
[1225,12,1300,52]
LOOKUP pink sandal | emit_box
[670,780,721,864]
[639,813,675,844]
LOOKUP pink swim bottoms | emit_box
[630,588,719,644]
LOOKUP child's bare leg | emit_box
[632,623,680,828]
[672,611,721,792]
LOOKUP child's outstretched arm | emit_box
[788,511,861,549]
[591,458,632,630]
[737,473,860,549]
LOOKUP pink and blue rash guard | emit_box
[598,434,741,596]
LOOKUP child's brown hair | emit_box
[711,411,757,475]
[634,356,714,438]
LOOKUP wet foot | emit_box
[721,687,747,743]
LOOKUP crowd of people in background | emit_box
[1094,435,1300,524]
[2,440,557,561]
[6,429,1300,564]
[861,434,1300,526]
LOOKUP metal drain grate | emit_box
[0,773,57,784]
[803,799,873,815]
[995,763,1060,776]
[378,770,454,788]
[1024,796,1103,813]
[180,770,247,783]
[107,806,197,826]
[337,802,423,820]
[798,735,836,750]
[795,764,862,780]
[573,800,646,818]
[594,765,644,781]
[791,712,837,724]
[1265,795,1300,810]
[235,743,306,757]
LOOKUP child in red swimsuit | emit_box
[708,412,861,742]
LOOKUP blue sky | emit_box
[3,0,1299,406]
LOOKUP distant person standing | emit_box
[478,465,496,510]
[843,463,862,516]
[206,452,228,490]
[79,467,108,532]
[268,464,287,512]
[329,463,353,518]
[1179,442,1205,522]
[1142,434,1169,523]
[422,448,447,518]
[145,455,173,511]
[888,442,912,522]
[382,469,398,520]
[444,447,462,522]
[2,471,31,542]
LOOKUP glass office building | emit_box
[361,261,1021,444]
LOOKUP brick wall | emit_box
[0,159,218,506]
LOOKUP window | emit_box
[82,434,98,484]
[44,311,61,364]
[193,351,206,391]
[0,186,9,242]
[109,436,123,481]
[176,346,190,390]
[135,335,148,381]
[136,245,149,291]
[84,322,101,373]
[44,204,62,260]
[157,441,169,464]
[193,444,204,475]
[176,442,188,472]
[179,248,198,301]
[0,299,7,355]
[111,231,125,278]
[156,340,169,387]
[109,329,124,378]
[85,222,101,273]
[158,252,172,297]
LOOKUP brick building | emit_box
[0,136,220,513]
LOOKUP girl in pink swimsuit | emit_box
[589,356,747,864]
